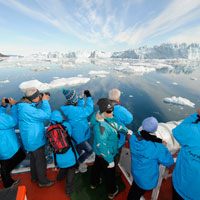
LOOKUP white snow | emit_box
[163,96,195,108]
[19,77,90,91]
[0,80,10,83]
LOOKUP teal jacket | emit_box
[172,112,200,200]
[112,103,133,148]
[130,131,174,190]
[50,110,79,168]
[90,111,128,164]
[60,97,93,144]
[0,105,20,160]
[17,99,51,152]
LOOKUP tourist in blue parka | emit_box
[109,88,133,166]
[17,87,54,188]
[127,117,174,200]
[50,110,79,196]
[172,109,200,200]
[0,97,25,188]
[60,89,94,173]
[90,98,130,200]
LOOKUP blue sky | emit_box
[0,0,200,55]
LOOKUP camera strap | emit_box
[104,118,120,139]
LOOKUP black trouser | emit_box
[57,165,76,194]
[91,155,116,194]
[127,180,146,200]
[0,147,26,188]
[173,185,184,200]
[30,145,49,184]
[115,146,123,166]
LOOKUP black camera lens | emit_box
[5,98,9,103]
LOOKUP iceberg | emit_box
[19,77,90,91]
[163,96,195,108]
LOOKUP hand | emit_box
[162,141,167,146]
[42,94,50,101]
[127,129,133,135]
[84,90,91,97]
[1,98,7,107]
[107,162,115,168]
[8,98,17,105]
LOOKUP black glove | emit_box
[84,90,91,97]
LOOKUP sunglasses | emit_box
[106,109,113,113]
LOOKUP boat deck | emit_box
[0,165,173,200]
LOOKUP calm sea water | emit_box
[0,58,200,167]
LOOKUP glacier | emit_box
[28,43,200,60]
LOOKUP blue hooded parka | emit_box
[129,131,174,190]
[172,112,200,200]
[0,105,20,160]
[60,97,93,144]
[112,102,133,148]
[17,99,51,152]
[50,110,79,168]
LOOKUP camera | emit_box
[5,98,9,103]
[40,92,50,97]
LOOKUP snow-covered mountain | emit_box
[31,43,200,60]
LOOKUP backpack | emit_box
[46,123,74,154]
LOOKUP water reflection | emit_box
[1,57,200,169]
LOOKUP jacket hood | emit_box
[50,110,63,123]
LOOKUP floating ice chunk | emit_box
[88,70,109,75]
[95,74,107,78]
[19,77,90,91]
[31,67,50,71]
[163,96,195,108]
[172,82,178,85]
[156,81,160,84]
[190,77,198,80]
[19,80,51,91]
[0,80,10,83]
[129,95,134,98]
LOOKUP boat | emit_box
[0,120,180,200]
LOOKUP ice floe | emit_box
[31,67,50,71]
[88,70,109,75]
[190,77,198,80]
[172,82,178,85]
[0,80,10,83]
[163,96,195,108]
[19,77,90,91]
